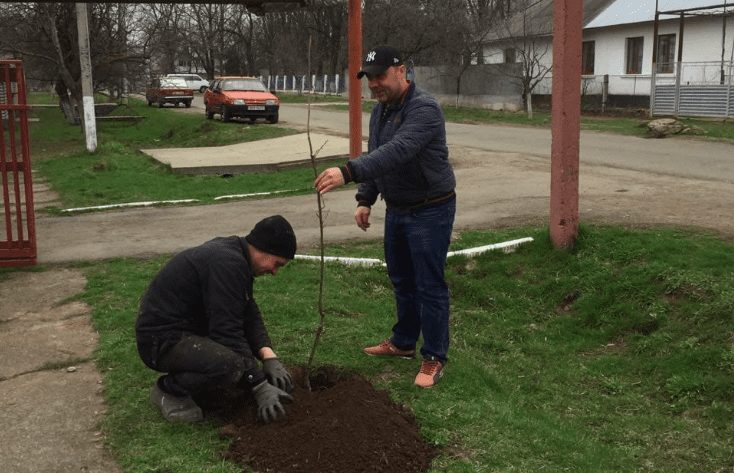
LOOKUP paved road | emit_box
[194,95,734,183]
[276,104,734,184]
[34,99,734,263]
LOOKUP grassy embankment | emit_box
[18,91,734,472]
[75,225,734,472]
[28,93,330,213]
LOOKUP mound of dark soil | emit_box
[198,367,436,473]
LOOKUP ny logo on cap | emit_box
[366,51,376,62]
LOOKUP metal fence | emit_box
[539,74,656,97]
[651,61,734,118]
[262,74,345,95]
[1,60,37,266]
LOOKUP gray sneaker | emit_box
[150,382,203,423]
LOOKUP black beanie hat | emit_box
[245,215,297,259]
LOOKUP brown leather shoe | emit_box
[363,339,415,359]
[414,358,444,388]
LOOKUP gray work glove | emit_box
[252,380,293,424]
[262,358,293,393]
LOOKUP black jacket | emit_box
[136,236,270,386]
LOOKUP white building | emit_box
[582,0,733,97]
[483,0,734,111]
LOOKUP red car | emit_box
[146,77,194,108]
[203,76,279,123]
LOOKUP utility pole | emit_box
[76,2,97,152]
[348,0,362,158]
[549,0,583,249]
[722,0,728,84]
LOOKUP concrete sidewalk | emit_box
[142,132,365,175]
[0,270,120,473]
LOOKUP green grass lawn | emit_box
[28,98,333,212]
[27,91,118,105]
[65,225,734,472]
[277,92,347,104]
[17,91,734,471]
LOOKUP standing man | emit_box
[136,215,297,423]
[314,46,456,388]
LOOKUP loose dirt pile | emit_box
[199,367,436,473]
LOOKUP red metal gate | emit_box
[0,60,36,266]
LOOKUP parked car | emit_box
[166,73,210,93]
[146,77,194,108]
[203,76,279,123]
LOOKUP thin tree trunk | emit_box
[527,90,533,119]
[46,8,83,125]
[304,35,328,391]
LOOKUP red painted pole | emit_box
[348,0,362,158]
[550,0,583,249]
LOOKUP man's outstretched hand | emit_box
[314,167,345,194]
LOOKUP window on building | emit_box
[625,37,644,74]
[582,41,595,75]
[504,48,516,63]
[656,34,676,73]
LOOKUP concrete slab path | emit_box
[0,269,120,473]
[142,132,366,175]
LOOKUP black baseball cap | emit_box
[356,46,403,79]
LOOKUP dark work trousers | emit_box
[138,334,246,396]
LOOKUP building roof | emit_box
[586,0,728,28]
[498,0,618,39]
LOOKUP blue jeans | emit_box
[384,198,456,363]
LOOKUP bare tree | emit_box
[0,2,148,122]
[306,2,348,75]
[88,3,147,99]
[493,0,553,117]
[254,3,347,77]
[0,3,79,121]
[435,0,509,107]
[362,0,445,59]
[367,0,509,108]
[183,4,234,78]
[138,3,188,78]
[224,5,259,75]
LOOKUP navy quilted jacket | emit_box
[345,82,456,207]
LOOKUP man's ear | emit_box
[394,64,407,81]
